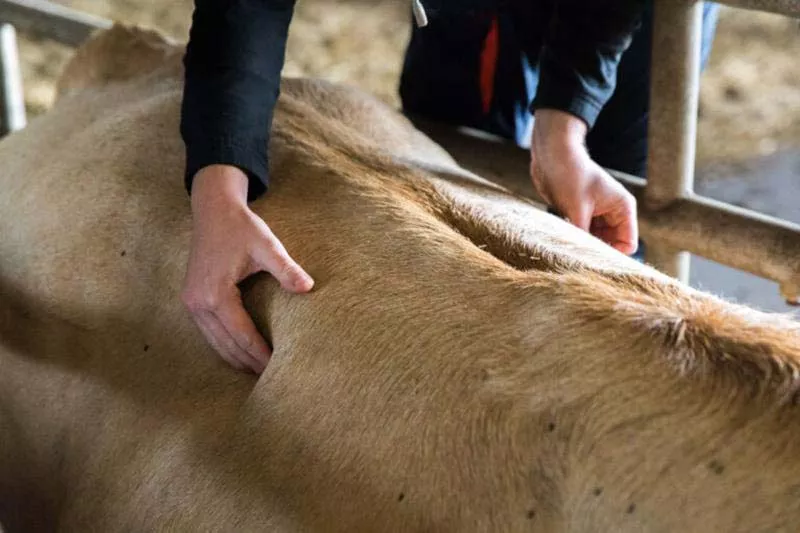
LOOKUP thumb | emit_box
[252,233,315,293]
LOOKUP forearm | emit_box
[180,0,296,201]
[531,0,646,128]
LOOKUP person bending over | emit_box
[179,0,719,372]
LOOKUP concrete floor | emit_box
[691,149,800,314]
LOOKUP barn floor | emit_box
[10,0,800,312]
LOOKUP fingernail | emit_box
[295,272,314,292]
[257,348,271,363]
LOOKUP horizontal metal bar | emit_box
[0,0,110,47]
[635,182,800,305]
[0,23,26,136]
[716,0,800,17]
[413,120,800,304]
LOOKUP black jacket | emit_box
[180,0,645,200]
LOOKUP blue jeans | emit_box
[400,2,720,179]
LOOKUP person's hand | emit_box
[182,164,314,373]
[530,109,638,255]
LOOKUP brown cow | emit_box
[1,25,800,532]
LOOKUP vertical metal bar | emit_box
[644,0,703,284]
[0,23,26,136]
[644,243,691,279]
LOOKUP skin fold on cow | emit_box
[1,24,800,533]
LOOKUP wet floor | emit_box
[691,149,799,314]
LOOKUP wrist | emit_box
[533,108,588,151]
[191,165,250,212]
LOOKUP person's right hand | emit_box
[530,109,638,255]
[181,164,314,373]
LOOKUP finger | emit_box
[182,285,252,371]
[591,219,637,254]
[200,311,265,374]
[192,313,247,372]
[565,202,593,232]
[252,229,315,293]
[594,198,638,255]
[610,196,638,255]
[214,291,272,366]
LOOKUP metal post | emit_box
[644,0,704,283]
[0,23,26,136]
[643,243,690,280]
[0,0,111,47]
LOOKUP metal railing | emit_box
[0,22,25,135]
[1,0,798,304]
[0,0,110,46]
[643,0,798,290]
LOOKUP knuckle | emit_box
[221,337,237,355]
[266,252,295,279]
[231,328,254,350]
[238,334,257,354]
[279,261,300,279]
[214,334,236,357]
[625,194,638,213]
[184,288,220,312]
[260,237,279,256]
[202,292,221,311]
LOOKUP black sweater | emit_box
[180,0,645,200]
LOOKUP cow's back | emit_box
[0,27,554,532]
[3,25,800,533]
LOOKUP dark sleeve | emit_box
[530,0,646,129]
[180,0,296,201]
